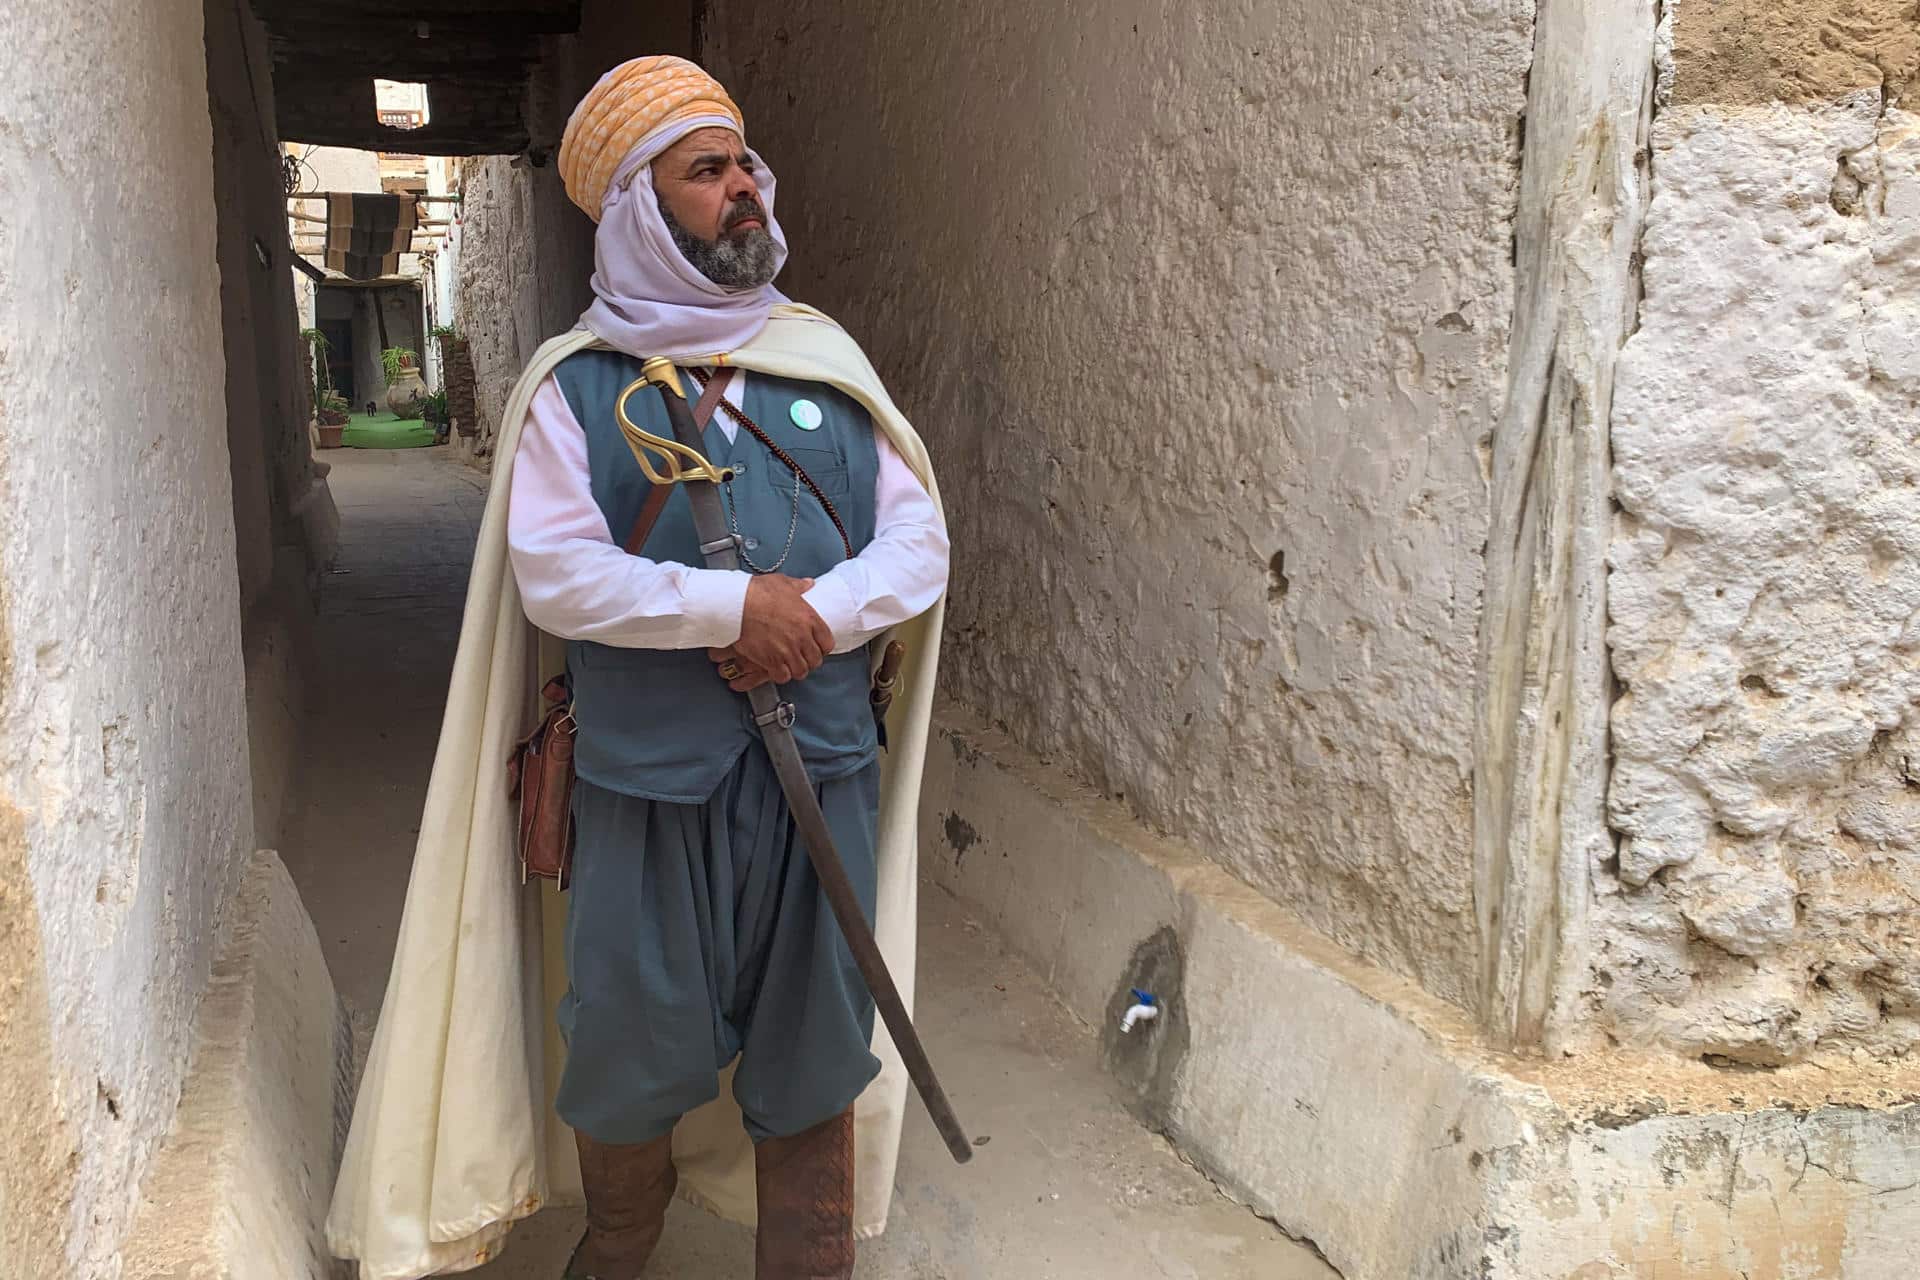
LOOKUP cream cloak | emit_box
[326,306,945,1279]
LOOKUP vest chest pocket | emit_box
[770,444,851,501]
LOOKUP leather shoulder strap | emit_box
[623,366,735,555]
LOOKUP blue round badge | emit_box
[790,399,824,431]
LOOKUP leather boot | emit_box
[753,1109,856,1279]
[562,1130,678,1280]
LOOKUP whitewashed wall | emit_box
[425,157,461,392]
[298,144,380,194]
[708,0,1533,1005]
[0,1,255,1272]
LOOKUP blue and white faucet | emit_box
[1120,988,1160,1034]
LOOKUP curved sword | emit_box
[617,359,974,1167]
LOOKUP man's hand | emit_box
[716,574,832,687]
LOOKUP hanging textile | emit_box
[323,193,418,281]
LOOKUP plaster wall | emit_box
[295,272,316,331]
[707,0,1533,1004]
[122,852,349,1280]
[0,1,255,1272]
[297,144,381,194]
[204,0,333,854]
[1602,9,1920,1063]
[425,158,460,392]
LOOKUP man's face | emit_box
[653,127,764,240]
[651,126,779,289]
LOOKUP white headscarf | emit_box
[578,114,790,362]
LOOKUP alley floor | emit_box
[278,446,1336,1280]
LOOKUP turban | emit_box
[559,56,744,222]
[561,56,788,361]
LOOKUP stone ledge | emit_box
[919,701,1920,1278]
[123,849,351,1280]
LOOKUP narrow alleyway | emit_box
[278,447,1336,1280]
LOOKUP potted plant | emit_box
[422,388,451,443]
[383,346,427,415]
[315,390,350,449]
[302,327,335,415]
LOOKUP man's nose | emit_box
[724,163,757,204]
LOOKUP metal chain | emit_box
[725,467,801,573]
[689,368,856,559]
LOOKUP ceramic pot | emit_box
[386,366,427,415]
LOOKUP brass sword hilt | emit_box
[615,360,734,486]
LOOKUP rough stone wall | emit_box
[1671,0,1920,108]
[0,0,256,1272]
[1601,8,1920,1063]
[708,0,1533,1004]
[452,156,567,452]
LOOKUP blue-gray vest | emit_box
[552,351,881,804]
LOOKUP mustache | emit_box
[721,195,768,234]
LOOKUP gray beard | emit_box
[659,199,780,289]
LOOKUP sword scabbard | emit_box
[642,364,973,1166]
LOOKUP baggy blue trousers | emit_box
[555,745,882,1143]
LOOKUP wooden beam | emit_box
[276,117,529,156]
[271,48,541,79]
[260,13,578,46]
[294,237,445,247]
[290,194,462,204]
[252,0,577,18]
[287,210,454,229]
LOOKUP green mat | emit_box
[342,410,438,450]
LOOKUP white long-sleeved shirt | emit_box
[507,371,948,655]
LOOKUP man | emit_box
[325,55,949,1280]
[507,54,949,1280]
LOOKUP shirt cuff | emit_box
[680,569,752,648]
[802,573,864,652]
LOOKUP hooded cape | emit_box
[326,305,944,1279]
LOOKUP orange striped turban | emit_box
[558,56,745,222]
